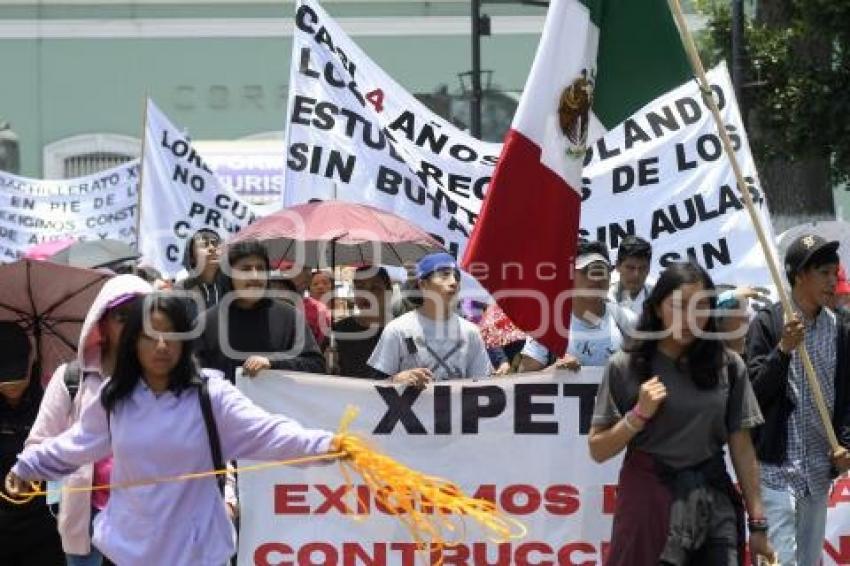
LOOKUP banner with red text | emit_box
[237,371,850,565]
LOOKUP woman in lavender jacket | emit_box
[5,294,339,566]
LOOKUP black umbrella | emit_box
[51,239,140,270]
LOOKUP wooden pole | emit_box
[667,0,841,453]
[134,96,150,252]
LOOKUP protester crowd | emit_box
[1,226,849,565]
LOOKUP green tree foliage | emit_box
[697,0,850,187]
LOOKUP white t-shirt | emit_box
[367,310,493,380]
[522,303,637,367]
[608,280,652,317]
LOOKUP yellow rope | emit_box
[0,452,341,504]
[2,405,526,563]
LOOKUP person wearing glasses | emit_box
[175,229,228,315]
[23,275,152,565]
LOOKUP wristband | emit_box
[747,517,769,532]
[631,407,650,422]
[622,413,642,434]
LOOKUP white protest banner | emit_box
[283,0,500,259]
[139,100,273,277]
[283,0,776,290]
[580,63,777,289]
[237,370,850,565]
[0,161,139,262]
[237,370,619,566]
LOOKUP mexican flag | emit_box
[463,0,692,356]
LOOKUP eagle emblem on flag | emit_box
[558,68,595,158]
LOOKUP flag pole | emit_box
[134,96,150,253]
[666,0,842,454]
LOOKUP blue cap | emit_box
[416,252,458,280]
[716,289,740,310]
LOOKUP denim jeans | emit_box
[66,548,103,566]
[761,484,829,566]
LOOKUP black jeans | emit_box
[0,509,64,566]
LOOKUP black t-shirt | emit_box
[0,384,48,521]
[195,298,326,382]
[333,316,384,379]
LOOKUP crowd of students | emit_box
[1,227,850,565]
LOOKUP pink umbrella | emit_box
[23,237,76,261]
[230,201,444,267]
[0,259,111,379]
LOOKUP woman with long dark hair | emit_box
[5,294,338,565]
[25,274,151,566]
[588,262,774,565]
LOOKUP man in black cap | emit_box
[746,234,850,566]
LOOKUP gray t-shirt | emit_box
[367,310,492,380]
[592,349,763,469]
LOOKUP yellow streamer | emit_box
[2,405,526,563]
[333,406,526,564]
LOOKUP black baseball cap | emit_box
[0,321,31,382]
[784,234,840,284]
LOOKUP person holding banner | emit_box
[745,234,850,566]
[194,240,325,383]
[368,252,492,385]
[520,240,636,372]
[588,261,774,565]
[25,275,152,566]
[5,294,340,566]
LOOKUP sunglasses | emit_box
[194,236,221,248]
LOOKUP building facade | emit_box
[1,0,556,178]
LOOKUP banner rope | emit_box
[2,405,525,561]
[0,451,340,504]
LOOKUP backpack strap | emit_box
[725,353,738,432]
[197,375,226,495]
[63,360,82,408]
